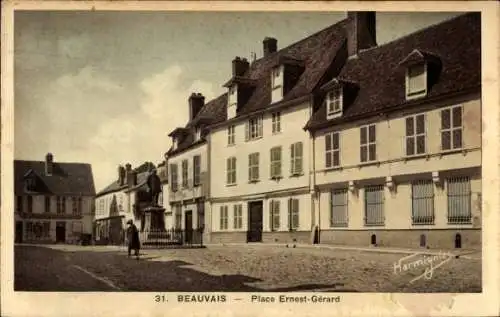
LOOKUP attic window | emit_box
[326,87,343,116]
[229,86,235,95]
[406,63,427,99]
[272,67,281,89]
[195,128,201,142]
[25,178,36,191]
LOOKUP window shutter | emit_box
[288,198,292,231]
[269,200,273,231]
[296,142,303,174]
[245,121,249,141]
[258,116,263,137]
[277,147,282,177]
[290,144,294,174]
[325,133,332,151]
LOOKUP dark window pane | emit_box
[360,127,367,144]
[406,137,415,156]
[441,131,451,150]
[325,134,332,151]
[368,144,376,161]
[326,152,332,167]
[332,133,339,149]
[441,109,450,129]
[368,125,376,142]
[452,107,462,127]
[333,151,340,166]
[416,115,425,134]
[360,146,367,162]
[453,129,463,149]
[405,117,414,136]
[416,135,426,154]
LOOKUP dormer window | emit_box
[194,128,201,142]
[327,87,343,117]
[227,84,238,120]
[406,63,427,99]
[271,65,284,104]
[172,137,178,150]
[272,67,281,89]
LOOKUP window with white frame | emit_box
[182,159,189,188]
[193,155,201,186]
[220,206,229,230]
[174,206,182,228]
[326,88,342,115]
[447,177,471,224]
[288,198,299,230]
[269,200,280,231]
[441,105,463,151]
[170,164,178,191]
[290,142,303,175]
[194,128,201,142]
[248,153,260,182]
[325,132,340,168]
[227,125,235,145]
[272,112,281,133]
[411,180,435,225]
[226,157,237,185]
[330,188,348,227]
[270,146,282,179]
[364,185,385,226]
[233,204,243,229]
[272,67,280,89]
[406,63,427,97]
[360,124,376,163]
[406,114,426,156]
[246,116,263,141]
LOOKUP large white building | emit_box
[14,153,95,244]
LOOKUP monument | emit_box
[142,169,166,232]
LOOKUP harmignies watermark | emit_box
[393,251,454,283]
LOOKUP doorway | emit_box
[247,201,263,242]
[184,210,193,243]
[15,221,23,243]
[56,222,66,243]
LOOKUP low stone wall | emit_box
[262,231,311,244]
[210,232,247,244]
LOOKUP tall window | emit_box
[57,196,65,214]
[270,146,282,179]
[272,112,281,133]
[290,142,303,175]
[248,153,260,182]
[441,106,463,151]
[220,206,229,230]
[72,197,78,215]
[27,196,33,214]
[406,114,426,156]
[288,198,299,230]
[447,177,471,224]
[326,88,342,115]
[272,67,280,89]
[16,196,22,213]
[269,200,280,231]
[227,125,235,145]
[360,124,376,163]
[364,185,384,226]
[325,132,340,168]
[407,64,427,97]
[170,164,178,191]
[182,160,189,188]
[226,157,237,185]
[193,155,201,186]
[175,206,182,229]
[411,180,434,224]
[233,204,243,229]
[331,189,348,227]
[246,116,263,141]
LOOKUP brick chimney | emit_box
[189,93,205,121]
[45,153,53,176]
[232,57,250,77]
[118,165,126,186]
[347,12,377,58]
[125,163,136,187]
[263,37,278,57]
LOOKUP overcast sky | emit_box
[14,11,461,192]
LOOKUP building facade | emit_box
[304,12,481,249]
[14,153,96,244]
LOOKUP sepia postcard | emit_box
[1,1,499,316]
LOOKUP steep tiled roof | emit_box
[305,13,481,130]
[14,160,96,196]
[97,169,152,197]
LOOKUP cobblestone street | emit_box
[15,244,481,292]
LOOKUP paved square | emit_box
[15,244,481,292]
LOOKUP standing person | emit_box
[126,220,140,259]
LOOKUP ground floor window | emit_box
[269,200,280,231]
[25,221,50,240]
[447,177,472,224]
[220,206,229,230]
[364,185,385,226]
[233,204,243,229]
[330,189,348,227]
[412,180,435,224]
[175,206,182,229]
[288,198,299,230]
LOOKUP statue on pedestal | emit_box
[146,169,162,207]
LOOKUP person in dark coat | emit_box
[126,220,140,259]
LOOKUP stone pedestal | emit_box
[143,206,166,232]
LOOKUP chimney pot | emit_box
[189,93,205,121]
[263,37,278,57]
[347,11,377,57]
[45,153,54,175]
[232,56,250,77]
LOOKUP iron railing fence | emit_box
[127,228,204,249]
